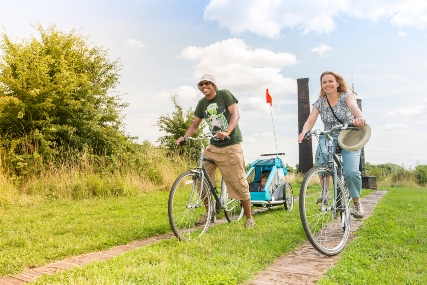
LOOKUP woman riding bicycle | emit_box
[175,74,255,228]
[297,71,366,218]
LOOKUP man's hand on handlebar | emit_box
[175,137,187,145]
[216,131,229,140]
[175,133,229,146]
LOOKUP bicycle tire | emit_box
[283,182,294,212]
[168,170,213,241]
[221,179,244,222]
[299,166,351,256]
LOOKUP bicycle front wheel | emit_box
[168,170,213,241]
[299,166,351,256]
[220,179,244,222]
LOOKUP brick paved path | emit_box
[0,190,387,285]
[249,190,387,285]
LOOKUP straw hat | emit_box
[338,123,371,151]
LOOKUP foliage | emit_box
[285,163,295,173]
[156,94,208,156]
[365,162,427,187]
[0,24,133,174]
[0,140,190,204]
[365,162,405,177]
[415,164,427,186]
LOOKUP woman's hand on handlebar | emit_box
[352,117,366,128]
[298,132,307,143]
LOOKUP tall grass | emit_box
[0,141,190,206]
[1,139,425,208]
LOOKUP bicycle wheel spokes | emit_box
[221,179,244,222]
[168,171,212,241]
[299,166,351,256]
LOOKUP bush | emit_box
[390,167,415,187]
[415,165,427,186]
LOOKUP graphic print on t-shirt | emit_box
[204,102,228,136]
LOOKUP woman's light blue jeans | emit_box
[315,136,362,199]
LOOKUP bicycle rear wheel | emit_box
[220,179,244,222]
[168,170,213,241]
[299,166,351,256]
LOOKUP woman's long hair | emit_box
[318,71,349,98]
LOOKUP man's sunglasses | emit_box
[198,81,212,87]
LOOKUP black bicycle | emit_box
[168,136,244,241]
[299,123,353,256]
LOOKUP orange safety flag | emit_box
[266,89,272,106]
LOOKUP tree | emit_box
[156,95,207,156]
[0,24,131,158]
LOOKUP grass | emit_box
[32,205,306,285]
[0,192,172,276]
[0,186,425,284]
[318,187,427,285]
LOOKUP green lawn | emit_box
[0,193,172,276]
[318,187,427,285]
[0,187,425,284]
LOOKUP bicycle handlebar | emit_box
[304,123,357,140]
[179,134,230,145]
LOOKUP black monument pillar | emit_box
[357,98,377,189]
[297,78,313,174]
[357,99,366,176]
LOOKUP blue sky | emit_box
[1,0,426,169]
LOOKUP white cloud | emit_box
[179,38,297,96]
[398,31,407,36]
[380,123,408,131]
[125,39,145,49]
[311,44,334,55]
[385,105,426,118]
[204,0,343,37]
[157,85,199,106]
[204,0,427,38]
[390,0,427,29]
[245,96,272,112]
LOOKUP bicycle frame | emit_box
[188,137,224,213]
[320,132,347,216]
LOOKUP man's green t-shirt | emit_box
[194,89,243,147]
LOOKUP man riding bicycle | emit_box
[176,74,255,228]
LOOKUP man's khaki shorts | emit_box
[203,143,250,201]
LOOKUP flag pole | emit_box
[266,89,278,155]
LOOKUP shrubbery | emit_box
[365,162,427,187]
[415,165,427,186]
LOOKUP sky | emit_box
[0,0,426,169]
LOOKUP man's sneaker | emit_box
[245,218,255,228]
[195,213,216,226]
[351,202,364,219]
[317,190,330,204]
